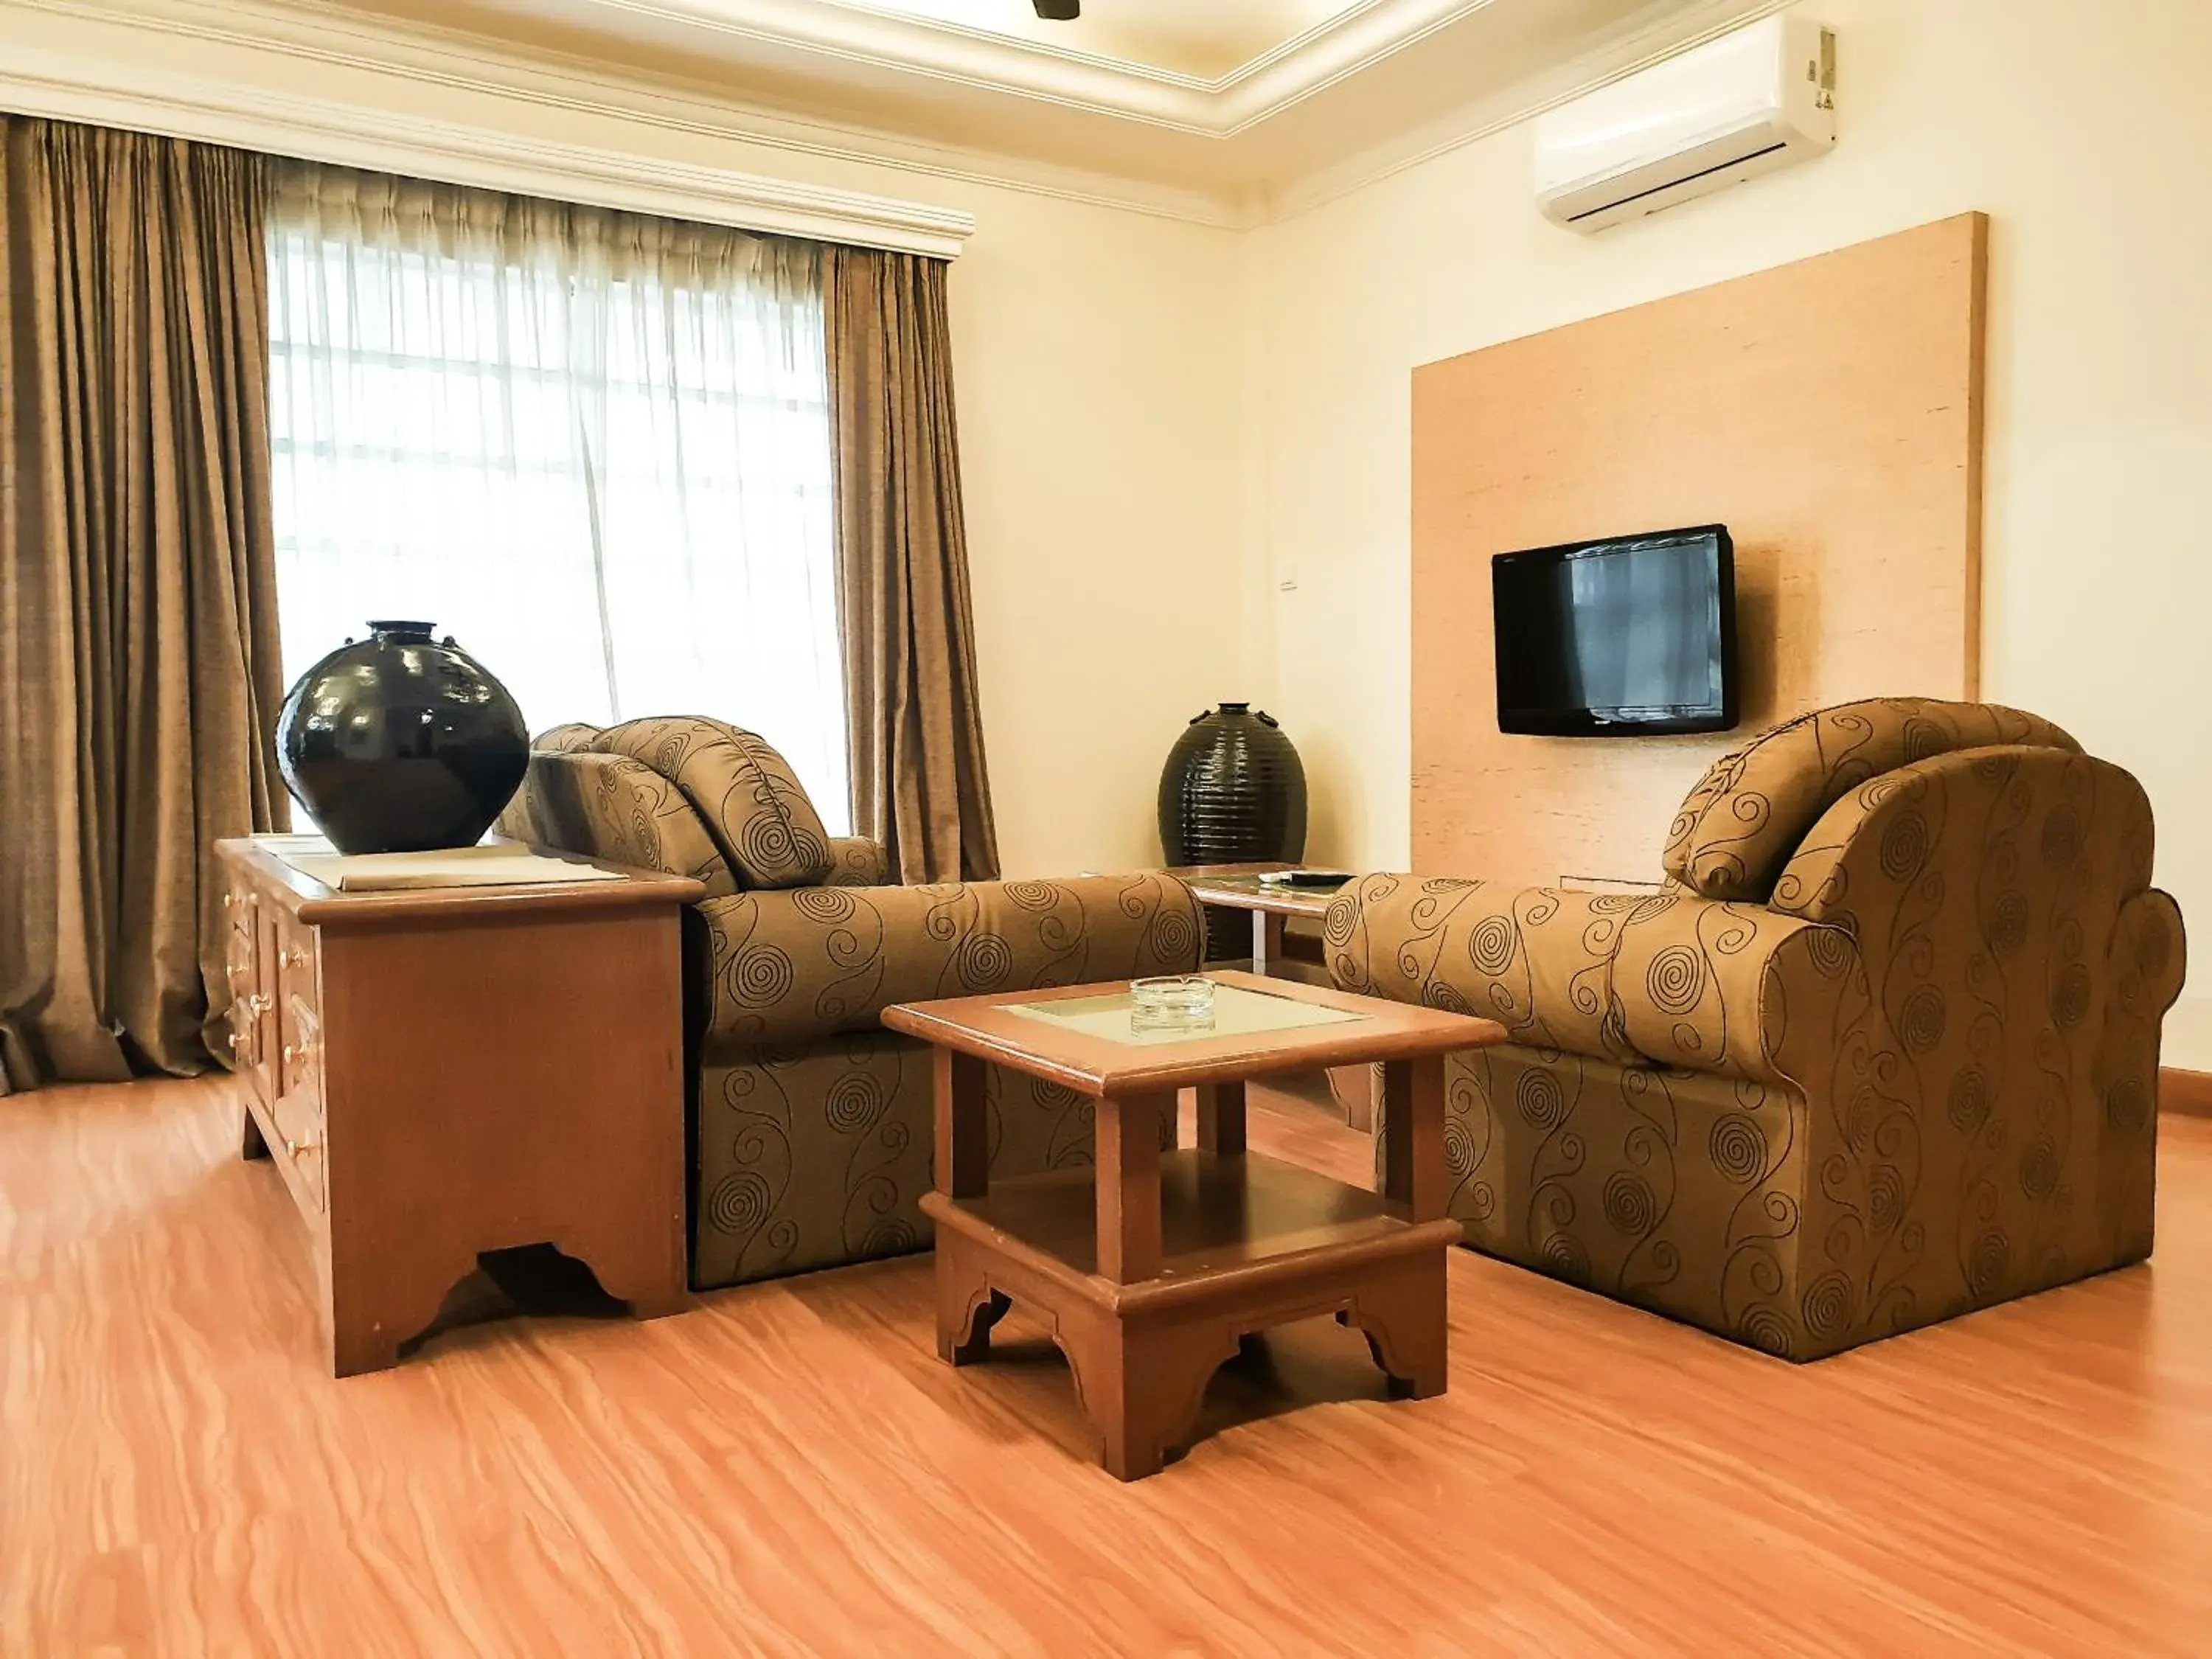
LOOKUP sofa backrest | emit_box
[495,740,741,897]
[1661,698,2081,902]
[591,717,834,889]
[495,716,834,892]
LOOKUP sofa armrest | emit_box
[1609,896,1861,1090]
[1327,875,1653,1065]
[825,836,891,888]
[1326,874,1860,1089]
[699,872,1201,1048]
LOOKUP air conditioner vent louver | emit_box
[1534,17,1836,233]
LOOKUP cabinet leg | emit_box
[554,1217,689,1323]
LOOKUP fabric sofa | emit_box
[1326,698,2186,1360]
[495,717,1200,1290]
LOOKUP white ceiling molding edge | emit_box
[4,0,1239,229]
[0,41,982,257]
[561,0,1502,134]
[3,0,1796,234]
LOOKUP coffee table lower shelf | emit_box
[921,1150,1464,1480]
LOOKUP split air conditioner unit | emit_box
[1534,15,1837,232]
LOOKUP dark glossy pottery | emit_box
[1158,703,1310,961]
[276,620,529,855]
[1160,699,1307,853]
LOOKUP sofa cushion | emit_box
[505,750,739,897]
[1660,698,2079,902]
[698,872,1201,1048]
[596,716,834,889]
[532,722,605,755]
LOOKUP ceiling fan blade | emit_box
[1033,1,1080,18]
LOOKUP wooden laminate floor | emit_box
[4,1077,2210,1658]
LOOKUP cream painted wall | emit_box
[1245,0,2212,1063]
[5,4,1248,881]
[13,1,2211,1054]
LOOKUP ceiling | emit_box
[823,1,1367,81]
[220,0,1787,217]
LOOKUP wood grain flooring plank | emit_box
[3,1077,2210,1657]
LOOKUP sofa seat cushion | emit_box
[597,716,834,889]
[1660,698,2079,902]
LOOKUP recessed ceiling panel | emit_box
[824,1,1366,80]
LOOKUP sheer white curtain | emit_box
[266,163,851,833]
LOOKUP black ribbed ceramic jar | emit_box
[1158,703,1309,956]
[276,620,530,855]
[1158,703,1310,959]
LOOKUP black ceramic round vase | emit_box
[276,620,530,855]
[1158,702,1309,867]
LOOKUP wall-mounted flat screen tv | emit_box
[1492,524,1738,737]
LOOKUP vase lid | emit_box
[366,619,437,641]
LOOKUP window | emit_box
[266,164,851,832]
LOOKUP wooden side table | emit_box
[1172,864,1377,1127]
[884,972,1502,1480]
[215,837,702,1376]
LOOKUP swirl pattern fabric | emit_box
[700,872,1201,1050]
[594,715,835,889]
[532,722,604,756]
[1325,875,1857,1088]
[694,1033,1174,1289]
[495,750,738,897]
[1397,1046,1813,1355]
[1336,712,2185,1360]
[826,835,891,888]
[1661,698,2080,902]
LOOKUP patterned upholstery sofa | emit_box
[495,717,1200,1291]
[1326,698,2186,1360]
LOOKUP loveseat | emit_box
[1326,698,2185,1359]
[495,717,1200,1290]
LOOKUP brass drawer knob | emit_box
[220,893,233,909]
[282,1041,318,1067]
[243,993,272,1017]
[283,947,311,970]
[283,1133,320,1158]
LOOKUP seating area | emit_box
[7,1,2212,1650]
[1332,698,2185,1359]
[495,714,1200,1289]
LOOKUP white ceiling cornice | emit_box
[1,0,1237,233]
[0,46,981,254]
[582,0,1506,134]
[1,0,1786,232]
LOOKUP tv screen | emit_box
[1492,525,1738,737]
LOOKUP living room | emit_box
[4,0,2207,1652]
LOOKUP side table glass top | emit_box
[1005,980,1368,1048]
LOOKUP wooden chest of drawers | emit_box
[215,838,703,1375]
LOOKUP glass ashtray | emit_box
[1128,975,1217,1033]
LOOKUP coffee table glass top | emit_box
[1004,981,1368,1048]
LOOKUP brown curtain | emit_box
[0,117,287,1093]
[822,246,1000,883]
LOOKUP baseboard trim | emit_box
[2161,1067,2212,1119]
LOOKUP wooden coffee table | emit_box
[882,971,1502,1480]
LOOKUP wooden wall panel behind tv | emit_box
[1411,212,1986,885]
